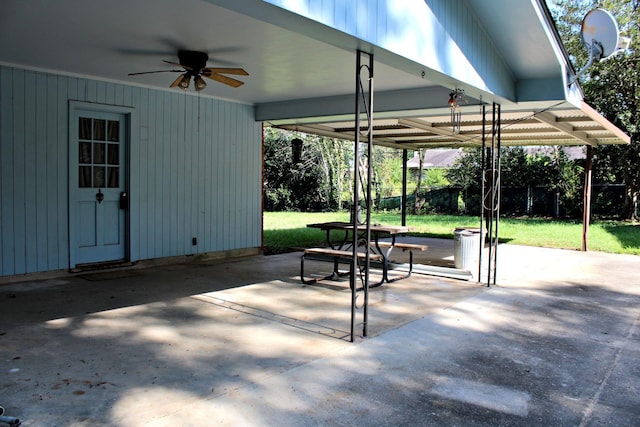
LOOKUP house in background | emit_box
[0,0,629,279]
[525,146,586,161]
[407,149,465,170]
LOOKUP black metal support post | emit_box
[493,103,501,286]
[484,102,501,287]
[351,50,374,341]
[479,105,486,282]
[402,149,408,226]
[480,102,502,286]
[582,145,593,251]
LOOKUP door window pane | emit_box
[93,119,106,141]
[94,166,105,187]
[108,167,119,188]
[107,144,119,165]
[94,143,105,164]
[79,117,92,140]
[79,166,92,188]
[79,142,91,163]
[107,120,119,142]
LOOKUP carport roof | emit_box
[271,101,630,150]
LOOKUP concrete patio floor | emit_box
[1,238,639,426]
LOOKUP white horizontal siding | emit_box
[0,65,262,276]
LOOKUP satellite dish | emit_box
[570,8,621,85]
[581,8,620,60]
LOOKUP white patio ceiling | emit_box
[0,0,630,148]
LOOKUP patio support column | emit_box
[582,145,593,251]
[483,102,501,287]
[479,105,486,282]
[351,50,374,341]
[402,149,408,226]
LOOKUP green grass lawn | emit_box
[263,211,640,255]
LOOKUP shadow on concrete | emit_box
[1,245,639,426]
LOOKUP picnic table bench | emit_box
[370,241,429,282]
[300,247,383,285]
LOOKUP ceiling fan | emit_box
[128,50,248,91]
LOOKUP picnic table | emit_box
[301,222,427,285]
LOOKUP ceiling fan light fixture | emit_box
[194,75,207,91]
[178,74,191,90]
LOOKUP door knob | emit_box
[96,189,104,204]
[119,191,128,210]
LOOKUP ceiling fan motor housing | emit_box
[178,50,209,74]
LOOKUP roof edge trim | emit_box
[580,102,631,144]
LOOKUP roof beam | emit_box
[257,86,459,123]
[276,123,353,140]
[535,111,598,146]
[580,102,631,144]
[277,123,399,145]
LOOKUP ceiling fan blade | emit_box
[162,60,193,71]
[203,72,245,88]
[170,74,185,88]
[128,69,183,76]
[204,67,249,76]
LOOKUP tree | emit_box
[314,135,350,210]
[412,148,426,213]
[446,146,585,217]
[445,148,483,213]
[552,0,639,219]
[547,147,585,218]
[371,147,404,200]
[263,128,351,211]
